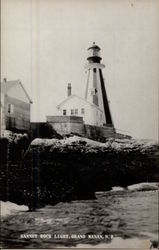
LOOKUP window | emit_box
[8,103,14,113]
[63,109,66,115]
[81,108,85,115]
[91,88,97,96]
[71,109,78,115]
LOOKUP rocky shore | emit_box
[0,132,158,210]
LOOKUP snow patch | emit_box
[31,136,104,147]
[1,130,28,143]
[31,138,58,146]
[111,186,125,191]
[127,182,158,191]
[1,201,28,218]
[31,136,158,152]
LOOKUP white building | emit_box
[57,92,104,127]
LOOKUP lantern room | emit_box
[87,42,102,63]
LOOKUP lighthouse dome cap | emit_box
[88,42,101,50]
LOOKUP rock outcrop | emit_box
[1,135,158,210]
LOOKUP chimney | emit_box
[3,78,7,83]
[67,83,72,97]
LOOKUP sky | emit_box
[1,0,159,140]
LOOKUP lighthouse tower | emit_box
[85,42,113,126]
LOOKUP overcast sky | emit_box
[1,0,159,140]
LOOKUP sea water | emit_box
[1,189,158,248]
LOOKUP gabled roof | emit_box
[1,80,33,104]
[57,94,103,112]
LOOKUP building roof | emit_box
[57,94,103,112]
[1,79,33,104]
